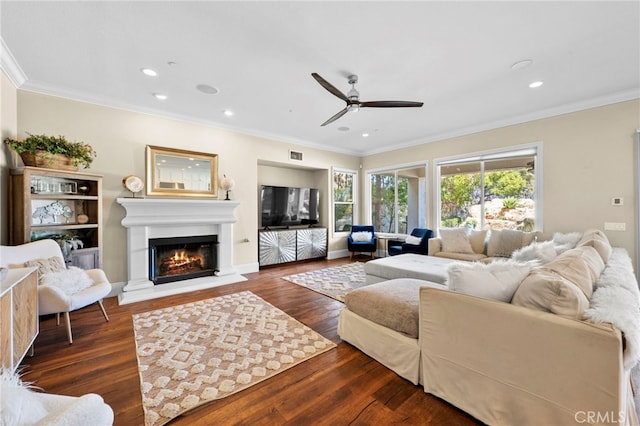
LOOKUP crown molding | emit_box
[364,89,640,156]
[12,65,640,159]
[0,37,27,87]
[19,79,362,157]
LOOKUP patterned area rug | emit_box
[132,291,336,426]
[281,262,368,302]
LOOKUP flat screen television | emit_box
[260,185,319,228]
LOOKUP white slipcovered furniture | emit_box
[0,368,114,425]
[0,239,111,344]
[428,227,548,262]
[339,229,640,425]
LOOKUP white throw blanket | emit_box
[584,248,640,370]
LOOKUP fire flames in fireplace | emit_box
[149,235,218,285]
[160,250,204,276]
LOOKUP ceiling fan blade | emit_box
[321,107,348,126]
[360,101,424,108]
[312,73,349,103]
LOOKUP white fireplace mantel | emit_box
[116,198,246,304]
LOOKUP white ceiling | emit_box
[1,1,639,156]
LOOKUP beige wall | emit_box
[14,91,360,282]
[0,71,19,245]
[6,90,639,280]
[362,100,640,267]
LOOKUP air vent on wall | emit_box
[289,150,303,161]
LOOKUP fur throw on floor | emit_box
[585,248,640,370]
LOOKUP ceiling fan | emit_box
[311,73,423,126]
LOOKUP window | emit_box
[333,169,356,233]
[369,164,427,234]
[436,145,541,231]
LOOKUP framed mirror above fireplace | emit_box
[145,145,219,198]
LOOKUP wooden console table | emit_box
[1,267,38,372]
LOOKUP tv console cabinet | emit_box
[258,227,327,267]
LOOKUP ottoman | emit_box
[338,278,445,385]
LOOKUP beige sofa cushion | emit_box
[512,269,590,319]
[469,230,487,254]
[486,229,535,258]
[553,246,605,294]
[345,278,435,338]
[439,228,474,254]
[577,228,612,263]
[433,251,487,262]
[512,246,603,319]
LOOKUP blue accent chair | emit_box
[347,225,377,260]
[388,228,433,256]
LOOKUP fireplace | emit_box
[149,235,218,284]
[117,198,247,305]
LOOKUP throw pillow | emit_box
[543,246,603,299]
[576,228,612,263]
[446,259,533,302]
[468,230,488,254]
[25,256,66,284]
[351,231,372,242]
[41,267,93,295]
[0,369,48,425]
[404,235,422,245]
[439,228,473,254]
[486,229,535,258]
[511,240,558,264]
[512,269,590,320]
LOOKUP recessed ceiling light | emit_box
[529,81,544,88]
[153,93,168,100]
[511,59,533,70]
[362,133,369,138]
[223,110,234,117]
[196,84,219,95]
[141,68,157,77]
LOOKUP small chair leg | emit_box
[350,252,354,260]
[97,300,109,322]
[64,312,73,344]
[56,312,60,326]
[370,252,375,259]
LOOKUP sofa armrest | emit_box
[419,287,630,426]
[427,238,442,256]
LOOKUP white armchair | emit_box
[0,239,110,344]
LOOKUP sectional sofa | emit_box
[338,229,640,425]
[363,228,546,284]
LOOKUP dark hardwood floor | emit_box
[21,257,481,425]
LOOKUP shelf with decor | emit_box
[9,166,103,269]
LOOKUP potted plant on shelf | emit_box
[4,132,96,171]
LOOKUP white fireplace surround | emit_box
[116,198,246,304]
